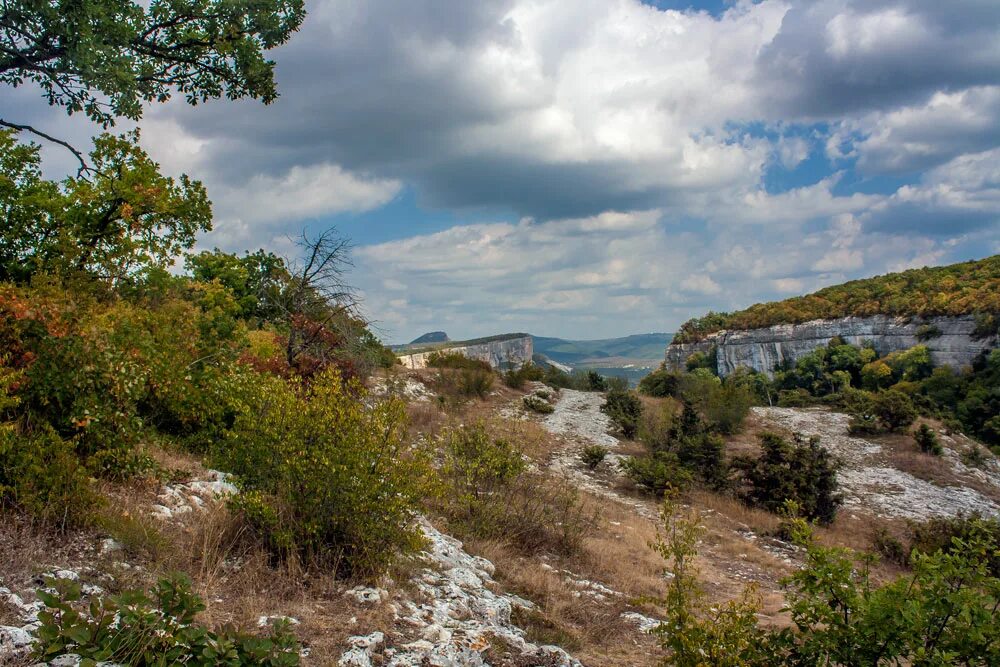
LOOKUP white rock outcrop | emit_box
[339,518,581,667]
[666,315,996,377]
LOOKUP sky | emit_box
[5,0,1000,343]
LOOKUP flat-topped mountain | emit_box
[410,331,450,345]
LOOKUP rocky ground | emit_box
[756,407,1000,521]
[6,374,1000,667]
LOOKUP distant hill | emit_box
[532,333,673,367]
[674,255,1000,344]
[410,331,449,345]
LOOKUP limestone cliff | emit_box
[398,334,533,370]
[665,315,996,377]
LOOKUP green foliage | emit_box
[0,0,305,128]
[673,255,1000,343]
[620,453,692,495]
[221,370,431,576]
[653,503,1000,665]
[186,249,288,322]
[601,389,643,439]
[651,497,776,667]
[915,323,942,341]
[439,422,592,554]
[733,432,842,525]
[33,574,300,666]
[872,389,918,432]
[0,425,99,529]
[779,519,1000,665]
[684,348,717,374]
[580,445,608,470]
[638,368,682,397]
[522,394,554,414]
[457,368,496,399]
[1,131,211,283]
[504,362,545,389]
[914,423,943,455]
[584,370,608,392]
[426,351,492,371]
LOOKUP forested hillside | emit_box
[674,256,1000,343]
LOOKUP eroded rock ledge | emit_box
[666,315,996,377]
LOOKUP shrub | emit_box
[522,394,554,414]
[873,389,918,432]
[504,362,545,389]
[220,370,431,576]
[601,389,643,439]
[33,574,300,665]
[620,453,692,495]
[908,514,1000,575]
[584,370,607,392]
[962,444,989,468]
[913,423,942,455]
[697,382,753,435]
[456,368,495,399]
[426,351,492,372]
[0,425,99,529]
[638,368,682,397]
[733,432,841,525]
[652,501,1000,665]
[580,445,608,470]
[439,422,592,554]
[915,323,942,341]
[606,375,629,392]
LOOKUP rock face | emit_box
[666,315,996,377]
[398,335,533,370]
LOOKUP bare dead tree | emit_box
[279,229,362,369]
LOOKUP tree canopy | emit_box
[0,0,305,167]
[674,255,1000,343]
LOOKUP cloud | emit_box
[861,148,1000,235]
[755,1,1000,119]
[853,87,1000,174]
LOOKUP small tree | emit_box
[872,389,918,432]
[914,423,942,455]
[733,432,842,525]
[602,389,643,439]
[580,445,609,470]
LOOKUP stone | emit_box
[666,315,996,377]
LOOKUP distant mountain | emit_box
[410,331,450,345]
[531,333,673,367]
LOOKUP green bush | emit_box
[873,389,918,432]
[913,423,942,455]
[504,362,545,389]
[220,370,431,576]
[907,514,1000,575]
[33,574,300,666]
[0,425,99,528]
[733,432,842,525]
[580,445,608,470]
[522,394,554,414]
[426,351,492,371]
[439,422,592,554]
[457,368,495,398]
[638,368,682,397]
[601,389,643,439]
[620,453,692,495]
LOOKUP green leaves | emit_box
[32,573,301,665]
[0,129,211,284]
[0,0,306,127]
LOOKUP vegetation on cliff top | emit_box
[673,255,1000,343]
